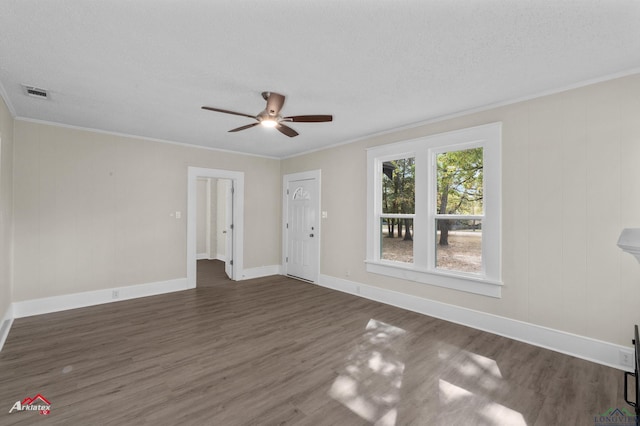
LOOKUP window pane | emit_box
[382,158,415,214]
[435,219,482,273]
[381,218,414,263]
[436,148,483,215]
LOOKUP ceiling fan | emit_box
[201,92,332,138]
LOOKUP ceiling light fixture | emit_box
[261,119,278,128]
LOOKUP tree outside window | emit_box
[380,157,415,262]
[435,147,483,273]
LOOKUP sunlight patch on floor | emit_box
[439,379,527,426]
[479,400,528,426]
[439,379,526,425]
[455,351,504,391]
[329,319,407,425]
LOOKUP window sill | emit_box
[364,260,502,298]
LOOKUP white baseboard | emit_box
[318,274,634,372]
[194,254,224,261]
[12,278,188,319]
[215,254,226,262]
[241,265,282,280]
[0,304,14,352]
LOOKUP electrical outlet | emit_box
[620,349,634,368]
[112,290,119,299]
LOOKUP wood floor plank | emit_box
[0,260,630,425]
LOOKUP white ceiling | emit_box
[1,1,640,158]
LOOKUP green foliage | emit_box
[382,157,415,214]
[437,147,483,215]
[380,149,482,241]
[382,157,415,239]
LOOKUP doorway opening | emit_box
[187,167,244,289]
[195,177,234,286]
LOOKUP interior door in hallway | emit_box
[285,175,319,282]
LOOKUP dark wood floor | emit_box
[196,258,233,287]
[0,260,629,425]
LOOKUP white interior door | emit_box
[285,175,320,282]
[224,180,234,279]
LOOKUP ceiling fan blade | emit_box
[201,106,256,120]
[282,115,333,123]
[264,92,285,116]
[228,122,260,133]
[276,123,299,137]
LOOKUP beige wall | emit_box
[196,177,221,259]
[196,178,208,255]
[12,121,281,301]
[209,178,218,259]
[0,96,14,320]
[281,74,640,347]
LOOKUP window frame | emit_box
[366,122,502,298]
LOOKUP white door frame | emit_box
[187,167,244,288]
[282,169,321,283]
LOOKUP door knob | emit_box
[310,233,314,237]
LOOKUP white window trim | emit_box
[366,122,502,298]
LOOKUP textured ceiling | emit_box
[1,1,640,158]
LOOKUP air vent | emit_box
[22,85,49,99]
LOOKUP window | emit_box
[434,147,483,274]
[366,123,502,297]
[381,157,415,263]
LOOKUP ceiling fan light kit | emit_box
[260,119,278,128]
[202,91,332,138]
